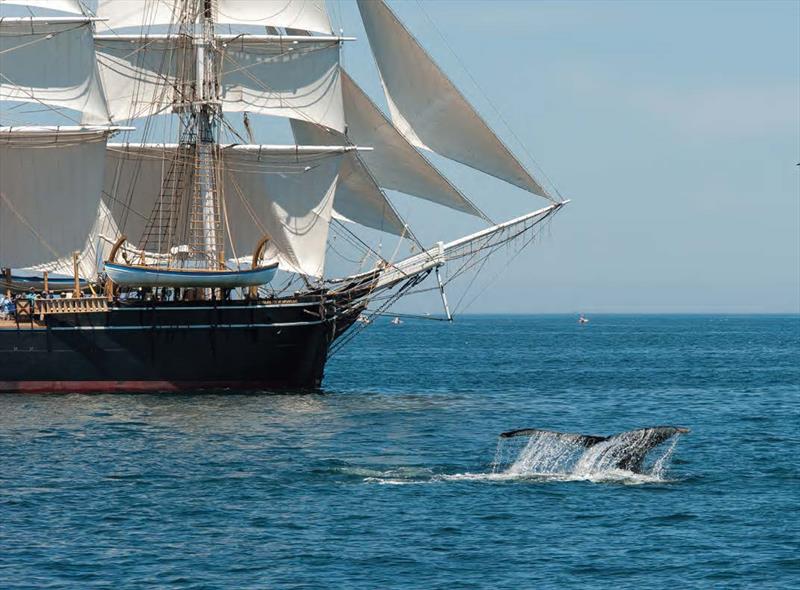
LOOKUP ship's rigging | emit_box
[0,0,568,332]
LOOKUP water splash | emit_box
[487,429,686,484]
[378,433,684,486]
[353,430,686,486]
[650,435,680,478]
[506,431,587,477]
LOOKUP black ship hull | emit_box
[0,299,360,393]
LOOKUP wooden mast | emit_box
[72,251,80,298]
[194,0,222,298]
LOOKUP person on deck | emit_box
[7,297,15,320]
[0,294,12,320]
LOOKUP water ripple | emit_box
[1,315,798,588]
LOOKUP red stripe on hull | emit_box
[0,381,304,393]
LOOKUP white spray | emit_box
[490,429,687,483]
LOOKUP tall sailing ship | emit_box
[0,0,567,392]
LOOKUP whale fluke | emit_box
[499,428,607,447]
[498,426,690,473]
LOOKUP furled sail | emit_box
[214,0,332,34]
[357,0,551,199]
[95,0,187,32]
[94,37,194,123]
[220,38,345,132]
[291,119,406,237]
[0,0,84,15]
[104,144,346,278]
[340,71,482,218]
[0,18,110,124]
[0,128,109,268]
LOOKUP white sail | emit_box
[95,37,194,124]
[291,119,406,237]
[0,0,84,15]
[214,0,332,34]
[222,148,342,278]
[340,71,481,217]
[357,0,551,199]
[333,154,407,237]
[24,200,120,280]
[94,0,331,34]
[0,128,109,268]
[220,39,344,132]
[0,19,110,124]
[103,143,181,248]
[95,0,186,32]
[104,144,345,278]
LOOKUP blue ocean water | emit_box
[1,315,798,588]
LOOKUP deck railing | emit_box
[36,297,109,318]
[11,297,109,323]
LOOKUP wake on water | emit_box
[355,430,686,486]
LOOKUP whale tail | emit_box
[498,426,689,473]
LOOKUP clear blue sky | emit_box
[328,0,800,314]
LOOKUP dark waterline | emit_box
[1,315,798,588]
